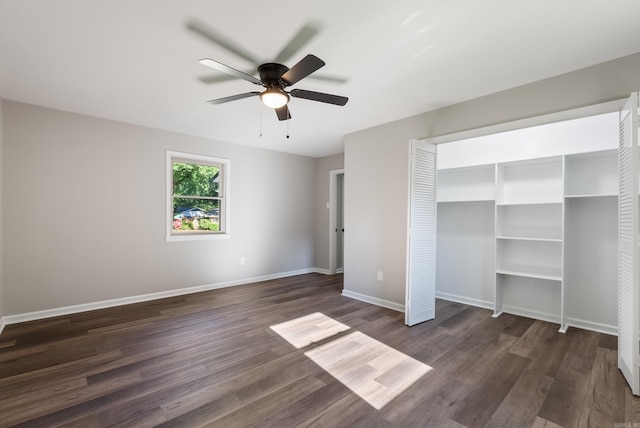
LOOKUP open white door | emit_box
[405,140,437,326]
[618,92,640,395]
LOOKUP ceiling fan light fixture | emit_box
[260,88,290,108]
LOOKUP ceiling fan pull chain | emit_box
[286,116,290,139]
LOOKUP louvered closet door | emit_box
[405,140,437,326]
[619,92,640,395]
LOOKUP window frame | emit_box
[166,150,230,241]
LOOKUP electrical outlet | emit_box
[240,257,246,265]
[377,271,383,281]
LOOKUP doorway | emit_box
[329,169,345,275]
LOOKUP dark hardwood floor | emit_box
[0,273,639,427]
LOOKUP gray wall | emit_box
[2,101,316,316]
[313,153,344,272]
[344,51,640,309]
[344,122,416,305]
[425,51,640,139]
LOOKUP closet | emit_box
[435,111,619,335]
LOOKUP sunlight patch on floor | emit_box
[269,312,350,349]
[270,313,432,409]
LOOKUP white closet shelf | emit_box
[496,265,562,282]
[437,198,495,203]
[565,193,618,198]
[496,201,563,206]
[496,236,562,242]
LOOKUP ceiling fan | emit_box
[198,54,348,121]
[187,19,348,121]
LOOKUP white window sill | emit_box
[166,233,231,242]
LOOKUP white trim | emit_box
[166,150,231,242]
[341,289,405,313]
[428,99,625,146]
[166,233,231,242]
[1,268,317,326]
[329,169,345,275]
[435,291,493,310]
[0,272,617,338]
[502,304,561,326]
[565,317,617,336]
[436,292,617,335]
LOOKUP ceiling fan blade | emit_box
[198,74,238,84]
[290,89,348,106]
[275,105,292,121]
[207,92,260,105]
[280,54,325,86]
[199,58,263,86]
[199,67,257,84]
[186,19,261,67]
[307,74,350,84]
[274,22,322,64]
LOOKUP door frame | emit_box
[329,169,345,275]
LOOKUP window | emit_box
[166,151,230,241]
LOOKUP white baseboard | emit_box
[2,268,319,327]
[501,306,619,336]
[436,293,618,336]
[341,289,405,313]
[565,317,617,336]
[1,271,619,339]
[435,291,493,310]
[501,305,561,326]
[313,268,345,275]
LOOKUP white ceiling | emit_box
[1,1,640,158]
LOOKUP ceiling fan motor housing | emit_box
[258,63,290,87]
